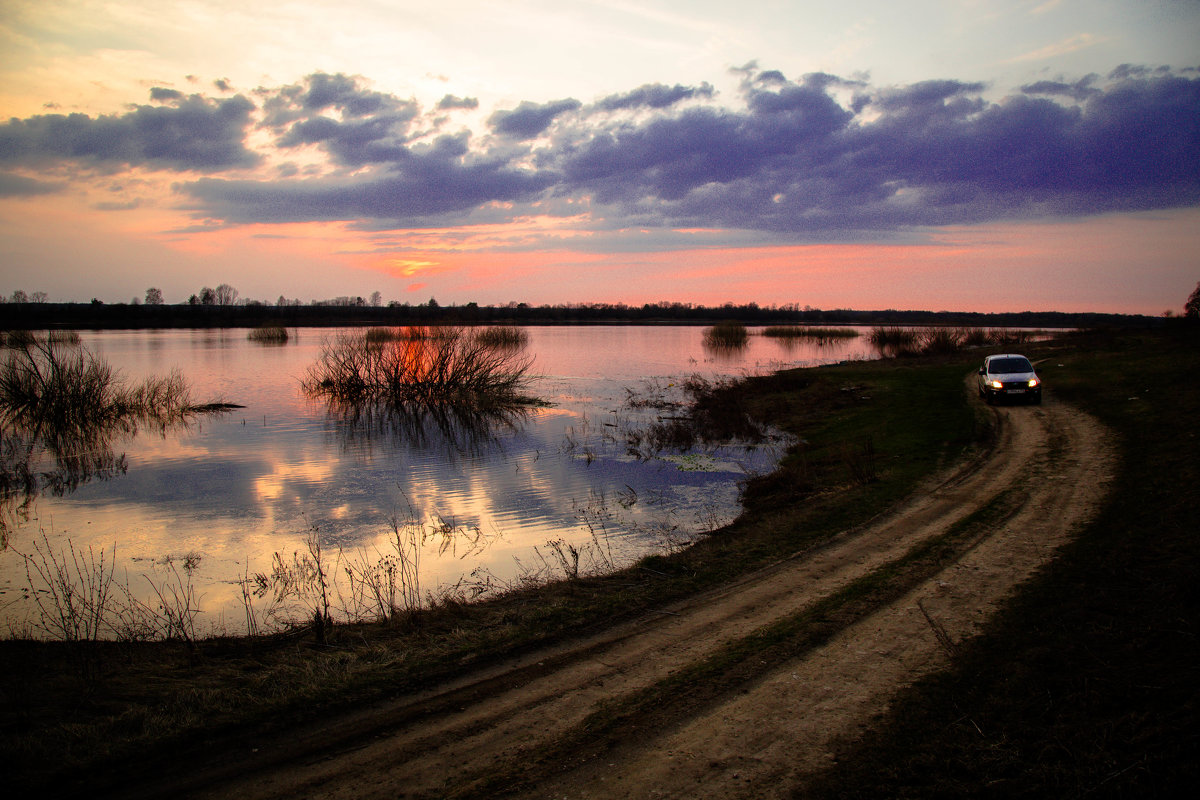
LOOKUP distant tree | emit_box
[11,290,28,303]
[427,297,439,309]
[188,294,199,305]
[30,291,48,303]
[277,295,288,307]
[214,283,238,305]
[370,291,382,307]
[1186,281,1200,319]
[145,287,164,305]
[199,287,216,305]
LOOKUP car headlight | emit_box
[1028,378,1041,388]
[989,380,1003,389]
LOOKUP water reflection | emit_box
[1,325,893,636]
[317,396,531,459]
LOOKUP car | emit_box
[978,353,1042,405]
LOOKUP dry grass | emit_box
[303,326,535,407]
[703,321,749,348]
[247,325,289,344]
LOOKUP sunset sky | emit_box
[1,0,1198,314]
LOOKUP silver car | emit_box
[978,354,1042,405]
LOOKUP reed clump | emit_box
[703,321,749,348]
[303,326,535,408]
[0,339,195,429]
[762,326,859,341]
[868,326,1045,357]
[473,326,529,348]
[247,325,289,344]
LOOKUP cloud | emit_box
[5,66,1198,238]
[0,172,62,197]
[437,94,479,111]
[185,135,553,224]
[0,91,258,171]
[1021,74,1101,101]
[594,82,715,111]
[488,98,582,139]
[262,72,421,167]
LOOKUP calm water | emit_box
[1,326,878,635]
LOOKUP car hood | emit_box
[989,371,1037,381]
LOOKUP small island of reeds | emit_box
[302,326,536,408]
[702,321,749,349]
[247,325,289,344]
[761,325,860,342]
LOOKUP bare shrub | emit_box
[19,533,115,643]
[473,326,529,348]
[762,326,859,342]
[302,327,534,408]
[702,321,749,348]
[247,325,289,344]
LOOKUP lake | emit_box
[1,325,880,637]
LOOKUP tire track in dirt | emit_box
[181,386,1113,800]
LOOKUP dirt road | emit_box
[174,387,1113,799]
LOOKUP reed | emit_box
[46,330,82,346]
[762,326,859,340]
[247,325,289,344]
[303,327,535,408]
[473,326,529,348]
[702,321,749,348]
[0,339,195,427]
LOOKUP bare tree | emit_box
[30,291,48,303]
[199,287,216,305]
[145,287,164,305]
[214,283,239,305]
[10,290,28,303]
[370,290,382,307]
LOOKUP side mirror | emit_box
[978,367,985,375]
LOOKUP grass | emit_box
[246,325,289,343]
[702,320,749,348]
[761,325,860,341]
[868,325,1042,357]
[0,338,195,428]
[303,327,535,407]
[472,325,529,348]
[804,326,1200,797]
[1,338,230,544]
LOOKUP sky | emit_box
[1,0,1198,314]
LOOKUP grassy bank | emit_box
[1,343,982,793]
[806,327,1200,797]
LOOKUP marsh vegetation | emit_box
[302,326,535,408]
[702,320,749,349]
[867,325,1041,357]
[0,337,230,542]
[247,325,289,344]
[761,325,860,342]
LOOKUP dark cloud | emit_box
[185,132,553,224]
[262,73,421,167]
[5,65,1198,237]
[0,92,258,170]
[437,94,479,110]
[1021,76,1102,102]
[595,82,715,111]
[149,87,185,102]
[0,172,62,197]
[488,98,581,139]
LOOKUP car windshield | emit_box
[988,357,1033,374]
